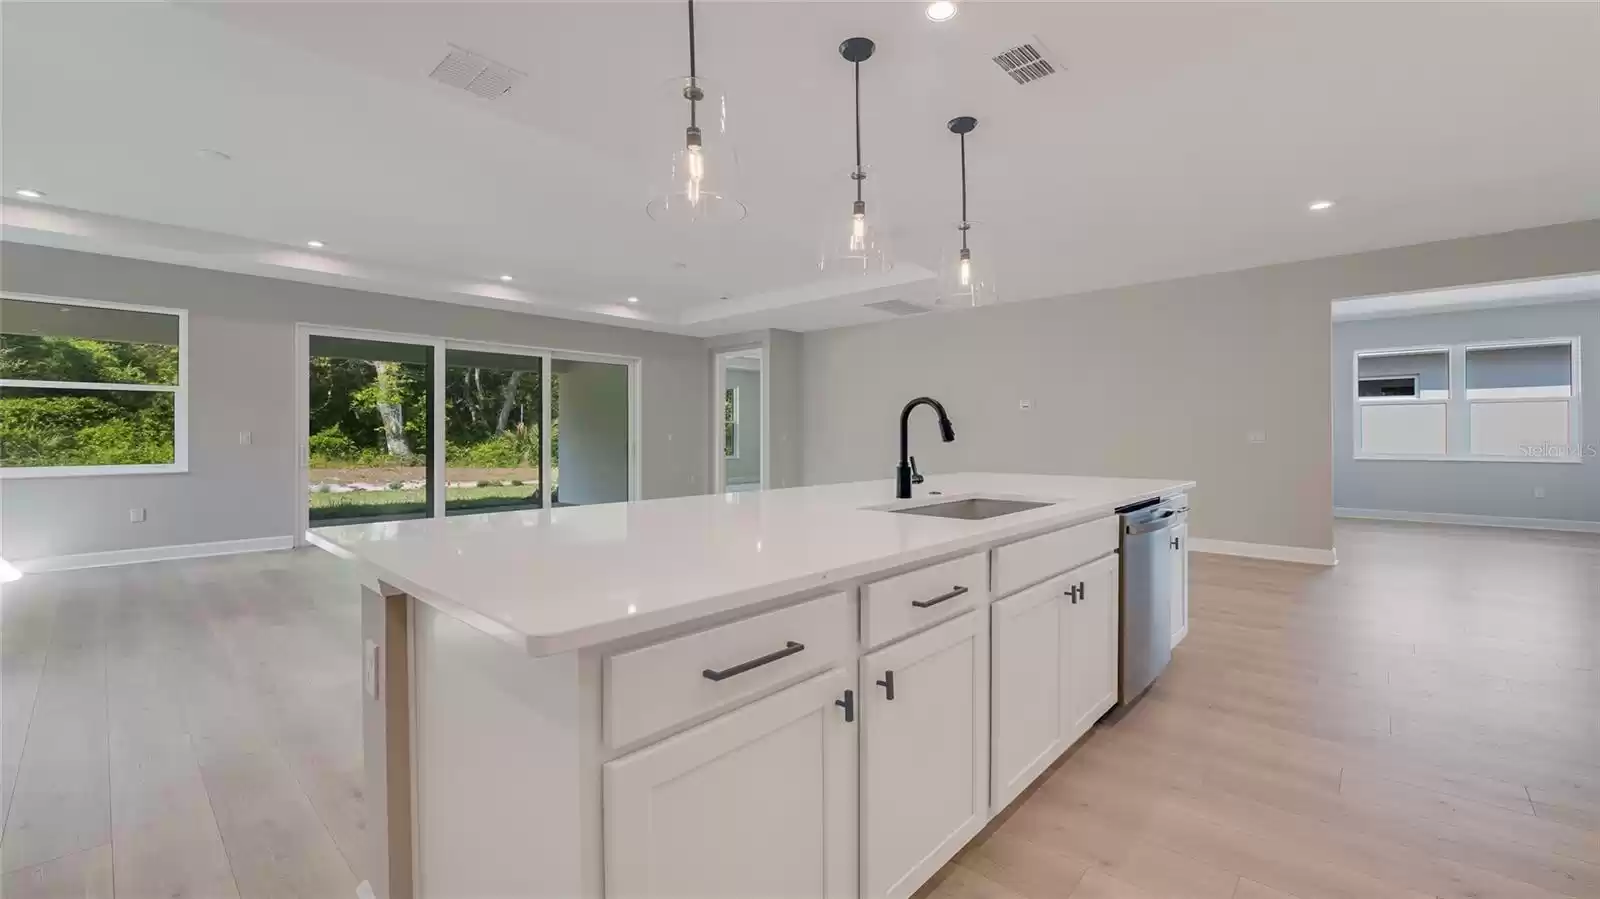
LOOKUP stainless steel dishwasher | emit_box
[1117,496,1187,702]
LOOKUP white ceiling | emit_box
[3,1,1598,336]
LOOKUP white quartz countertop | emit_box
[308,473,1193,656]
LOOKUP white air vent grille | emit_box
[429,45,524,100]
[992,41,1059,85]
[865,299,930,317]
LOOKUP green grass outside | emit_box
[309,483,543,522]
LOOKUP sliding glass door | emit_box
[306,335,434,527]
[443,348,545,515]
[550,358,631,506]
[299,327,637,536]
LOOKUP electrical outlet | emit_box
[129,508,146,523]
[1534,486,1546,499]
[1018,399,1033,411]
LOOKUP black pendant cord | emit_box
[853,61,864,203]
[959,132,969,251]
[686,0,698,129]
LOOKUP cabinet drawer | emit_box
[861,552,988,649]
[992,515,1117,597]
[605,592,851,749]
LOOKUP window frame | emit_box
[1352,337,1582,464]
[1356,373,1419,399]
[0,292,189,479]
[724,385,740,459]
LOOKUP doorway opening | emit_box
[713,347,766,493]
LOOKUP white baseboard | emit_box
[1335,508,1600,534]
[14,535,295,574]
[1187,538,1337,566]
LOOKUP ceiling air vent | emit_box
[865,299,931,317]
[991,40,1059,85]
[428,44,524,100]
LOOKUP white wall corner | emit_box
[13,535,296,574]
[1187,538,1338,566]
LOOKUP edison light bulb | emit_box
[850,211,866,251]
[684,144,705,206]
[959,256,971,286]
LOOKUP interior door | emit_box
[1066,554,1120,742]
[604,668,858,899]
[1171,521,1190,647]
[989,575,1066,813]
[862,611,988,899]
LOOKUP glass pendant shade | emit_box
[935,233,997,307]
[646,76,746,225]
[819,165,892,275]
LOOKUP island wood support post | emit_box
[362,583,415,899]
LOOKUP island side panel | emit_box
[362,584,413,899]
[411,599,589,899]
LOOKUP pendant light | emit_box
[646,0,746,224]
[819,37,891,275]
[937,115,995,306]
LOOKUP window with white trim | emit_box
[1354,338,1581,462]
[723,386,739,458]
[0,295,187,477]
[1355,348,1450,457]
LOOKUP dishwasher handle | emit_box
[1124,510,1187,536]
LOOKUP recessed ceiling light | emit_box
[499,274,514,282]
[926,1,957,22]
[627,296,640,304]
[15,188,44,199]
[306,240,325,249]
[1308,200,1335,212]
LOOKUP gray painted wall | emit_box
[1334,298,1599,522]
[800,220,1600,551]
[767,330,804,489]
[724,368,763,485]
[556,359,632,506]
[0,243,710,561]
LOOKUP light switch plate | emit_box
[1247,430,1267,444]
[129,508,146,523]
[239,431,252,446]
[363,639,381,700]
[1534,486,1546,498]
[1018,399,1033,411]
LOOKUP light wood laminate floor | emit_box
[3,521,1598,899]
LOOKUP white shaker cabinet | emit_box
[861,611,988,899]
[1171,521,1190,647]
[989,553,1119,813]
[1065,553,1120,743]
[989,571,1068,812]
[604,668,859,899]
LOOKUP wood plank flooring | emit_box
[2,519,1596,899]
[929,520,1600,899]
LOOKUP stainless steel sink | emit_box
[885,497,1053,521]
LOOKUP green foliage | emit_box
[0,392,174,466]
[0,334,178,385]
[307,426,359,461]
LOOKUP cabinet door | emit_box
[989,575,1067,813]
[863,611,988,899]
[1065,554,1120,744]
[605,668,857,899]
[1171,521,1190,648]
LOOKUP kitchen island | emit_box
[310,472,1194,899]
